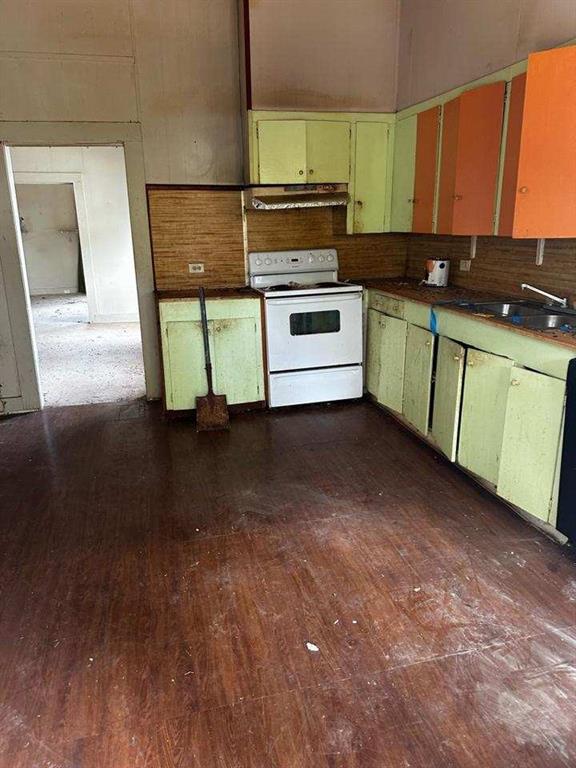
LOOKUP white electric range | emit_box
[248,249,363,407]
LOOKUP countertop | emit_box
[156,286,260,301]
[362,278,576,351]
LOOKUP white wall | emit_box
[0,0,243,184]
[16,183,80,296]
[11,147,139,323]
[397,0,576,108]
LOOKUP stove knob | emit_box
[255,258,262,266]
[265,258,272,265]
[308,255,314,263]
[327,254,335,261]
[319,255,325,262]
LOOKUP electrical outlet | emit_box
[459,259,472,272]
[188,263,204,274]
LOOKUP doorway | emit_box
[10,146,145,407]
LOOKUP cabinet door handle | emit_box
[511,379,521,387]
[309,169,314,175]
[356,200,363,207]
[519,186,529,194]
[453,355,462,362]
[298,169,304,176]
[468,361,474,367]
[425,340,432,347]
[453,194,463,201]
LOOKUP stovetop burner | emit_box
[266,281,345,292]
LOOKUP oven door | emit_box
[265,292,363,372]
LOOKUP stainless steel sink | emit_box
[519,314,576,330]
[470,301,550,317]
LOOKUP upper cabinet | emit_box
[390,115,417,232]
[498,73,526,236]
[412,106,441,233]
[248,111,394,234]
[437,82,506,235]
[257,119,350,184]
[390,106,440,234]
[500,46,576,238]
[353,122,390,233]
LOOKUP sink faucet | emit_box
[521,283,568,308]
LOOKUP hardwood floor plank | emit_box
[1,401,575,767]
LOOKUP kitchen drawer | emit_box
[368,291,405,319]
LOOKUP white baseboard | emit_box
[91,313,140,324]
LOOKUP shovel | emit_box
[196,287,230,431]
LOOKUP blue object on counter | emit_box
[430,307,438,335]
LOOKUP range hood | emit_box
[246,184,348,211]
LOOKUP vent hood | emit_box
[246,184,348,211]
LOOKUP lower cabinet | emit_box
[377,314,407,412]
[402,324,435,435]
[431,336,465,460]
[366,308,383,398]
[159,298,265,411]
[497,367,565,521]
[365,290,568,527]
[458,349,514,485]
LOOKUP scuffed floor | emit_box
[31,294,145,406]
[1,401,576,767]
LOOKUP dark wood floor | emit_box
[1,400,576,767]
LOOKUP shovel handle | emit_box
[198,287,214,394]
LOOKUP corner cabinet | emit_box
[365,288,569,530]
[159,297,265,411]
[247,111,395,234]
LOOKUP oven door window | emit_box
[289,309,341,336]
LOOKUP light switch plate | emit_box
[459,259,472,272]
[188,263,204,273]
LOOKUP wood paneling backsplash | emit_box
[405,234,576,299]
[148,188,246,290]
[245,207,407,280]
[148,187,407,290]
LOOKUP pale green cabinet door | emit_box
[403,324,435,435]
[212,317,264,405]
[431,336,465,460]
[164,320,209,410]
[390,115,417,232]
[366,308,383,397]
[159,299,264,411]
[497,368,565,522]
[458,349,514,485]
[377,315,407,413]
[353,122,389,233]
[306,121,350,182]
[258,120,307,183]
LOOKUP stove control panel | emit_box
[249,249,338,275]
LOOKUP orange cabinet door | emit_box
[437,97,460,234]
[498,73,526,236]
[513,46,576,238]
[437,82,506,235]
[412,106,440,233]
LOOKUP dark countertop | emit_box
[362,278,576,351]
[359,278,501,305]
[156,286,260,301]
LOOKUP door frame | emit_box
[12,172,98,323]
[0,121,161,412]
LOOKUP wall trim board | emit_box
[92,312,140,324]
[0,121,160,409]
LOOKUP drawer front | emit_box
[368,291,405,319]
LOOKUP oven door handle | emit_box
[265,292,362,306]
